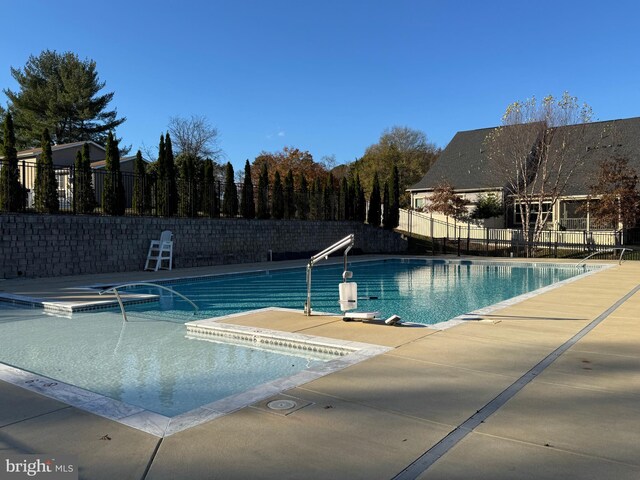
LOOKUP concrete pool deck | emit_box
[0,256,639,479]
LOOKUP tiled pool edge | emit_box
[0,310,391,438]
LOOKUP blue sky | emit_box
[1,0,639,169]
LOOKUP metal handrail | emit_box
[575,247,633,267]
[99,282,199,322]
[304,234,355,316]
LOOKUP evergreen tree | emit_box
[5,50,126,147]
[241,160,255,219]
[382,181,392,229]
[222,162,238,217]
[0,112,23,212]
[178,153,197,217]
[367,173,381,226]
[355,175,366,222]
[283,169,295,219]
[202,159,219,218]
[271,171,284,219]
[296,174,309,220]
[101,131,125,215]
[75,142,96,214]
[323,176,333,220]
[165,133,178,215]
[34,128,59,213]
[156,134,167,215]
[310,177,323,220]
[132,150,147,215]
[339,177,349,221]
[256,161,270,219]
[390,164,400,228]
[73,150,83,213]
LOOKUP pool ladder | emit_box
[304,234,355,316]
[99,282,199,322]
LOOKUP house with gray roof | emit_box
[408,117,640,231]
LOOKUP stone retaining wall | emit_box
[0,214,407,279]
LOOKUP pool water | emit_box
[123,259,590,325]
[0,306,332,416]
[0,259,592,420]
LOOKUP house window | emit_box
[513,202,552,225]
[414,197,426,209]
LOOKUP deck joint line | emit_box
[392,282,640,480]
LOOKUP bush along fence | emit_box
[399,208,639,260]
[0,159,395,224]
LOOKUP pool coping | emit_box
[0,307,391,437]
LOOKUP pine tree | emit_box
[102,131,125,215]
[271,171,284,219]
[382,181,392,229]
[222,162,238,217]
[78,142,96,214]
[390,164,400,228]
[34,128,59,213]
[256,161,270,219]
[367,173,381,226]
[283,169,295,219]
[241,160,255,219]
[132,150,147,215]
[296,174,309,220]
[0,112,23,212]
[165,133,178,215]
[202,159,219,218]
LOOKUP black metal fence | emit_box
[0,160,347,219]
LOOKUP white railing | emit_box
[398,209,618,247]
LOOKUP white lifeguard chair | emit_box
[145,230,173,271]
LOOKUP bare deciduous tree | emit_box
[168,115,223,161]
[484,92,594,255]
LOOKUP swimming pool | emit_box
[0,258,599,435]
[121,259,595,325]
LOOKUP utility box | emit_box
[339,282,358,311]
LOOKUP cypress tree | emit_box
[132,150,147,215]
[102,131,125,215]
[390,164,400,228]
[382,180,392,229]
[0,112,23,212]
[165,133,178,216]
[296,174,309,220]
[311,177,323,220]
[241,160,255,219]
[339,177,349,221]
[202,159,219,218]
[80,142,96,213]
[367,173,381,226]
[178,154,197,217]
[323,176,333,220]
[355,175,366,222]
[256,162,269,219]
[283,169,295,220]
[271,171,284,219]
[73,150,83,213]
[34,128,59,213]
[222,162,238,217]
[156,134,167,215]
